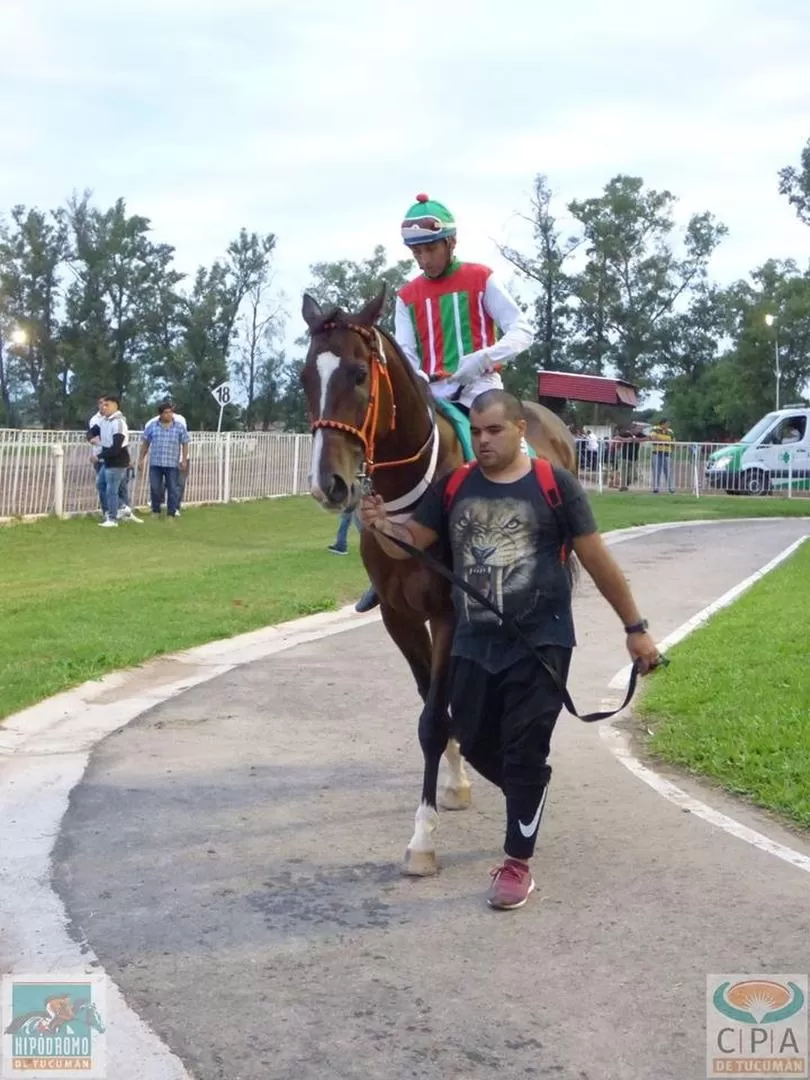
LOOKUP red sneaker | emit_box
[487,858,535,910]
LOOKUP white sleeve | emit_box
[394,296,429,383]
[454,273,534,385]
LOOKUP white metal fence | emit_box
[1,429,808,520]
[0,429,312,519]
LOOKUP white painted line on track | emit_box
[0,602,380,1080]
[600,531,810,876]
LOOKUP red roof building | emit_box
[537,371,638,408]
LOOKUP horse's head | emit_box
[76,1001,105,1034]
[300,286,394,511]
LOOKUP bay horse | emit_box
[301,286,576,875]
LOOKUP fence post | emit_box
[223,431,232,504]
[597,439,604,495]
[692,444,700,499]
[292,436,301,495]
[52,443,65,518]
[10,431,22,514]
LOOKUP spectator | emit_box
[329,508,359,555]
[91,396,141,527]
[617,424,646,491]
[649,418,676,494]
[145,402,189,513]
[138,401,189,518]
[87,396,141,521]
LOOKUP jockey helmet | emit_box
[401,193,456,246]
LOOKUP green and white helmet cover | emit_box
[401,193,457,246]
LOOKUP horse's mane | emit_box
[376,325,435,418]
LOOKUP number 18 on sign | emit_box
[211,382,232,433]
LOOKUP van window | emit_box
[771,416,806,444]
[741,413,779,443]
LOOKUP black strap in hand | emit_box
[379,529,644,722]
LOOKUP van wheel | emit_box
[743,469,771,496]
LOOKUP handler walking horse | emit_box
[301,286,576,875]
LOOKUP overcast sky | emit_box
[1,0,808,355]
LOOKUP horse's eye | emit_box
[347,365,367,386]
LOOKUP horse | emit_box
[301,286,576,875]
[5,1000,105,1036]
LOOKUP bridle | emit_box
[309,321,436,494]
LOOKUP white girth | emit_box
[382,415,440,522]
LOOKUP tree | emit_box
[662,260,810,439]
[0,205,69,426]
[165,230,276,428]
[778,138,810,226]
[568,176,727,387]
[302,245,412,333]
[60,194,183,425]
[499,175,580,384]
[232,281,285,429]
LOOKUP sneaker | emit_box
[118,510,143,524]
[98,518,118,528]
[487,858,535,910]
[328,544,348,555]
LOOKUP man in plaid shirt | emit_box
[138,402,189,517]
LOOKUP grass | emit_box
[637,539,810,828]
[1,491,809,722]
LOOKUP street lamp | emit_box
[764,314,781,411]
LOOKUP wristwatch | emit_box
[624,619,649,635]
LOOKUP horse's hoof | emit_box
[439,785,472,811]
[403,848,438,876]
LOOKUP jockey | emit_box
[394,194,534,413]
[353,194,534,615]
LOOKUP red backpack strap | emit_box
[532,457,562,507]
[532,458,571,562]
[443,461,478,511]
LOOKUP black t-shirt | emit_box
[412,465,598,673]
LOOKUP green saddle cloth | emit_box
[434,398,536,462]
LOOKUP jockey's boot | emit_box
[355,586,380,613]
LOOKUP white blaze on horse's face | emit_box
[309,350,343,505]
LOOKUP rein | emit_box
[310,320,437,494]
[377,529,666,723]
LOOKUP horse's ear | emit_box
[355,284,387,328]
[301,293,323,330]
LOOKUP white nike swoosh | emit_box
[518,789,547,839]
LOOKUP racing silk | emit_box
[394,261,533,408]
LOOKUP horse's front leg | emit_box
[404,613,456,876]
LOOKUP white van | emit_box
[705,406,810,494]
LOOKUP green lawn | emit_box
[1,491,809,721]
[637,539,810,828]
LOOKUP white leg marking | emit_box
[443,738,471,791]
[440,738,473,810]
[407,800,439,853]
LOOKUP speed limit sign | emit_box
[211,382,231,406]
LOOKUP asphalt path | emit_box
[51,519,810,1080]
